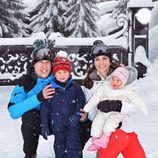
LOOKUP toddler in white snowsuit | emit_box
[83,66,148,151]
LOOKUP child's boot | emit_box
[93,133,109,148]
[87,137,100,151]
[87,143,100,151]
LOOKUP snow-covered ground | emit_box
[0,86,55,158]
[1,57,158,158]
[1,1,158,157]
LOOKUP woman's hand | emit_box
[80,109,88,121]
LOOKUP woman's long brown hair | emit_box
[82,61,120,89]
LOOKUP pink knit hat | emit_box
[112,67,129,87]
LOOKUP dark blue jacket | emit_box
[8,74,54,119]
[40,77,86,131]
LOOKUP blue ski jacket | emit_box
[8,74,54,119]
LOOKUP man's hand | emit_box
[42,84,55,99]
[80,109,88,121]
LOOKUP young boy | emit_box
[40,51,85,158]
[83,66,148,151]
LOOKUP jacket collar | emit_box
[89,68,114,81]
[37,74,54,84]
[51,76,73,89]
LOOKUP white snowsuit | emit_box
[83,67,148,138]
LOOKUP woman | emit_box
[81,40,146,158]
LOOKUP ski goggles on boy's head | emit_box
[32,48,52,64]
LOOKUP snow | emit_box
[0,32,46,45]
[1,56,158,157]
[1,38,158,157]
[97,1,117,15]
[96,13,117,35]
[128,0,154,8]
[134,45,151,67]
[23,0,38,12]
[0,86,55,157]
[149,25,158,61]
[150,2,158,29]
[0,0,158,157]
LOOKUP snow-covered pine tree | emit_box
[150,3,158,29]
[30,0,67,37]
[111,0,129,19]
[96,0,111,2]
[57,0,69,35]
[63,0,101,37]
[0,0,29,37]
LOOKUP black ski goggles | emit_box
[92,44,110,56]
[32,48,51,59]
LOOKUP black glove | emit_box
[37,83,54,102]
[68,113,80,127]
[37,91,46,102]
[97,100,122,113]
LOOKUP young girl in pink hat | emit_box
[83,66,148,151]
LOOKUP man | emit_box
[8,47,55,158]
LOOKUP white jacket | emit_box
[83,80,147,116]
[82,66,147,134]
[83,79,147,137]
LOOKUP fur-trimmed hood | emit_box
[89,68,114,81]
[125,66,138,85]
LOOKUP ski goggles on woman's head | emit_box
[91,44,110,56]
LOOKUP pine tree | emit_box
[63,0,101,37]
[30,0,67,37]
[97,0,111,2]
[111,0,129,19]
[0,0,29,37]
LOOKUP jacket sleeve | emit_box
[83,83,106,112]
[127,89,148,115]
[8,85,41,119]
[81,86,93,102]
[40,101,50,128]
[74,84,86,114]
[121,101,137,114]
